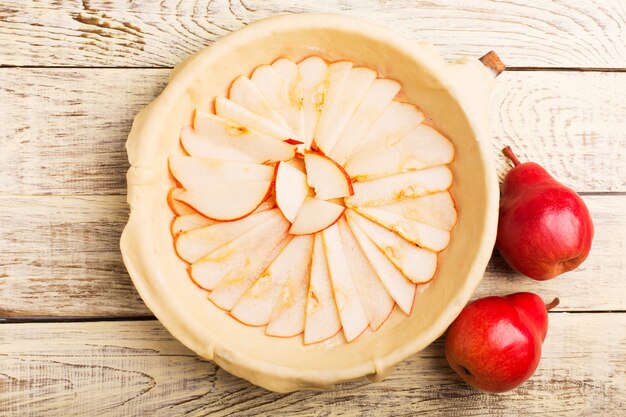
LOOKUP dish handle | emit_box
[479,51,505,78]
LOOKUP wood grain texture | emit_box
[1,0,625,68]
[0,194,622,317]
[1,1,623,413]
[491,71,625,192]
[0,195,148,317]
[0,68,168,195]
[1,69,624,195]
[0,315,624,416]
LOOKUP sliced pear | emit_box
[343,100,425,176]
[289,197,345,235]
[314,66,376,155]
[171,213,217,236]
[209,238,291,310]
[231,235,313,328]
[329,78,401,165]
[298,56,328,149]
[304,151,353,200]
[215,97,293,140]
[345,166,453,207]
[375,192,457,231]
[272,58,300,80]
[265,235,315,337]
[252,62,303,141]
[195,223,289,303]
[353,206,450,252]
[168,187,196,216]
[337,218,395,330]
[175,180,272,221]
[175,209,279,264]
[304,234,342,344]
[312,61,352,153]
[169,157,273,220]
[229,75,291,130]
[185,112,295,163]
[347,211,437,284]
[171,197,276,236]
[169,155,274,190]
[188,211,287,290]
[273,59,306,151]
[274,161,309,222]
[285,155,306,173]
[360,100,424,145]
[346,124,454,179]
[256,196,277,212]
[272,60,306,153]
[346,215,416,314]
[322,223,370,342]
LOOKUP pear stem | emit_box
[545,297,560,311]
[502,146,522,167]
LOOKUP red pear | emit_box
[496,147,593,280]
[444,293,559,393]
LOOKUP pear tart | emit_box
[167,57,457,344]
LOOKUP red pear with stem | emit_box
[496,146,593,280]
[445,292,559,393]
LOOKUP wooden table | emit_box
[1,1,624,415]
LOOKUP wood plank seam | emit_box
[2,311,626,325]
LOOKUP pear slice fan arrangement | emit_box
[168,57,457,344]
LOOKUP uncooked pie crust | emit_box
[121,14,499,392]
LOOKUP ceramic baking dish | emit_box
[121,13,500,392]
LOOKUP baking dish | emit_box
[121,13,500,392]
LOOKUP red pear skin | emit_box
[496,147,594,280]
[444,293,558,393]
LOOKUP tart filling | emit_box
[168,57,457,344]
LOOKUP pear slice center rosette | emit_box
[167,56,458,345]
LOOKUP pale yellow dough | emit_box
[121,13,499,392]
